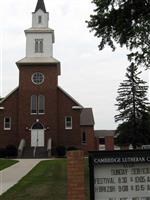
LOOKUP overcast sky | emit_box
[0,0,149,130]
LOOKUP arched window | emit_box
[32,122,44,129]
[38,95,45,114]
[31,95,37,114]
[31,95,45,114]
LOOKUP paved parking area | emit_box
[0,159,45,195]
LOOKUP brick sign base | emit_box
[67,150,86,200]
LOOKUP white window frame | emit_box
[35,39,43,53]
[38,95,45,114]
[31,72,45,85]
[31,95,37,114]
[31,95,45,115]
[65,116,72,130]
[4,117,11,130]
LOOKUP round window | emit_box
[32,72,44,85]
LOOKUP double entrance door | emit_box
[31,129,44,147]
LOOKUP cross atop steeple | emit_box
[35,0,46,13]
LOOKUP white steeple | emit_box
[25,0,55,58]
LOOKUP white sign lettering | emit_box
[94,163,150,200]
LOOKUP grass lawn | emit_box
[0,159,90,200]
[0,159,18,171]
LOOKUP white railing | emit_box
[18,139,26,158]
[33,146,37,158]
[47,138,52,157]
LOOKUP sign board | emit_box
[89,150,150,200]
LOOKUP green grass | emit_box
[0,159,90,200]
[0,159,18,171]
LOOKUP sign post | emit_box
[89,150,150,200]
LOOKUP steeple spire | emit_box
[35,0,46,13]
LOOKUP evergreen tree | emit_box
[86,0,150,68]
[115,63,150,148]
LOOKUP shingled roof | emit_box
[94,130,115,137]
[80,108,95,126]
[35,0,46,13]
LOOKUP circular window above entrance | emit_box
[32,72,44,85]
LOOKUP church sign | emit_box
[89,150,150,200]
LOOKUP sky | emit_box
[0,0,149,130]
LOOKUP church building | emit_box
[0,0,98,157]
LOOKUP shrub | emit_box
[56,146,66,157]
[0,148,6,158]
[51,148,56,156]
[6,145,17,157]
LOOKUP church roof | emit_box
[94,130,115,137]
[58,86,83,107]
[16,57,61,75]
[16,57,60,65]
[80,108,95,126]
[0,87,19,104]
[35,0,46,13]
[25,28,54,33]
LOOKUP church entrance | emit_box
[31,122,45,147]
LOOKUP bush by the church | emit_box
[0,148,7,158]
[6,145,17,157]
[56,146,66,157]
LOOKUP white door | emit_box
[31,129,44,147]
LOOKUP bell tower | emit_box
[16,0,60,145]
[25,0,55,58]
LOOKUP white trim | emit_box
[35,39,43,53]
[31,122,44,130]
[31,95,45,115]
[31,129,45,147]
[0,107,4,110]
[72,106,83,110]
[31,72,45,85]
[38,95,45,114]
[31,95,38,114]
[4,117,11,130]
[0,87,18,104]
[58,86,83,107]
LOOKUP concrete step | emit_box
[22,147,34,158]
[22,147,48,158]
[35,147,48,158]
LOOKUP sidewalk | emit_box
[0,159,43,195]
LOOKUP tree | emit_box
[86,0,150,68]
[115,63,150,148]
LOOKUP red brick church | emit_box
[0,0,98,157]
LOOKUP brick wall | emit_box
[18,65,59,146]
[67,150,85,200]
[81,126,99,154]
[0,89,19,147]
[0,63,97,153]
[105,136,114,151]
[57,88,81,148]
